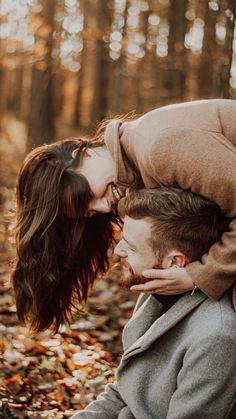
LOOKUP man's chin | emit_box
[120,273,148,290]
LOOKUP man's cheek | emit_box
[134,262,146,276]
[127,257,134,269]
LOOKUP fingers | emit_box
[130,286,182,295]
[130,279,172,292]
[142,269,173,279]
[130,267,194,294]
[152,289,184,295]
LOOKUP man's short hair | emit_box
[118,188,230,262]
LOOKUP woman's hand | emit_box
[130,267,194,295]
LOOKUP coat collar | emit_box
[121,292,207,362]
[104,120,134,187]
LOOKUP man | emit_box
[71,188,236,419]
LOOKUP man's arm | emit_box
[70,382,129,419]
[166,333,236,419]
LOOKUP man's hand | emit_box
[130,267,194,295]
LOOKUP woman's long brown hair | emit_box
[12,138,122,333]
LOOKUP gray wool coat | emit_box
[70,291,236,419]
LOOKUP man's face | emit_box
[114,216,159,289]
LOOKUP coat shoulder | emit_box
[189,292,236,341]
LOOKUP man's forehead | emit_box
[123,216,152,241]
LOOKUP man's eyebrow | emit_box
[122,235,137,250]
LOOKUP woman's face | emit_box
[77,147,126,216]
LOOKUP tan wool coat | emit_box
[104,99,236,308]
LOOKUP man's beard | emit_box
[120,261,161,290]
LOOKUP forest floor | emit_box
[0,117,137,419]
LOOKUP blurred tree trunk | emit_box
[217,0,235,97]
[52,0,64,121]
[19,66,32,122]
[0,67,10,117]
[135,8,150,113]
[109,0,129,115]
[0,70,19,115]
[0,66,7,127]
[197,0,219,98]
[75,0,113,130]
[166,0,188,101]
[27,0,55,150]
[9,66,24,117]
[136,6,159,112]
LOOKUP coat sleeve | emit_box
[166,333,236,419]
[145,127,236,301]
[70,382,128,418]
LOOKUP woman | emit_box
[12,98,236,333]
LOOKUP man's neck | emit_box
[153,293,186,312]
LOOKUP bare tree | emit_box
[167,0,188,101]
[217,0,236,97]
[108,0,129,115]
[197,0,219,98]
[27,0,55,150]
[75,0,113,130]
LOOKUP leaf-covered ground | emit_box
[0,119,137,418]
[0,266,136,418]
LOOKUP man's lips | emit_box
[121,260,132,271]
[121,261,137,277]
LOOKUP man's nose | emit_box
[114,241,127,257]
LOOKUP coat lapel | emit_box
[122,292,207,363]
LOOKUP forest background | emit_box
[0,0,236,418]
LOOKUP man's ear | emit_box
[170,250,187,268]
[162,250,187,268]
